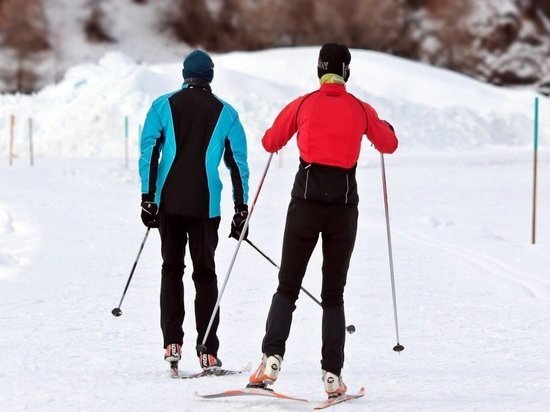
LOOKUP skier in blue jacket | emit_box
[139,50,250,375]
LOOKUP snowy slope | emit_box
[1,48,550,411]
[1,48,546,158]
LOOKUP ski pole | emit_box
[245,238,356,334]
[245,238,322,306]
[380,153,404,352]
[197,154,274,353]
[111,227,151,317]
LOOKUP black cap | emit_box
[317,43,351,81]
[183,50,214,83]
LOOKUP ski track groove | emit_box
[379,222,550,302]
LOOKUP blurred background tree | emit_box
[0,0,548,94]
[0,0,49,93]
[84,0,115,44]
[163,0,548,93]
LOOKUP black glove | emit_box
[141,196,159,228]
[229,204,249,240]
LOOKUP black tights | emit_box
[262,199,358,375]
[159,213,221,356]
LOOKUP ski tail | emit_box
[177,362,251,379]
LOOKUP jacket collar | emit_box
[319,82,346,92]
[320,73,346,85]
[183,78,212,91]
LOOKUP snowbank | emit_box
[0,48,547,160]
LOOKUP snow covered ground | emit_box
[1,48,549,411]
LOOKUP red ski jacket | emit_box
[262,83,398,168]
[262,83,398,204]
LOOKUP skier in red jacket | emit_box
[249,43,398,396]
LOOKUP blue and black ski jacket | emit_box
[139,79,249,218]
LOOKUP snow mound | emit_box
[0,208,14,234]
[0,48,547,160]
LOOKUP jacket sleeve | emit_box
[363,102,398,154]
[223,114,249,206]
[261,96,304,153]
[139,103,164,198]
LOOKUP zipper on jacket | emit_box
[304,164,311,199]
[345,174,350,204]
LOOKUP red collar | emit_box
[319,83,347,92]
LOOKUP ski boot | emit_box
[322,370,347,398]
[165,343,181,377]
[248,354,282,389]
[199,352,222,371]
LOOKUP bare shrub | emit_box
[84,0,115,43]
[0,0,50,92]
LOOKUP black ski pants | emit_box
[158,213,221,356]
[261,198,358,375]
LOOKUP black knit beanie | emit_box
[182,50,214,83]
[317,43,351,81]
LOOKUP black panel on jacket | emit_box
[291,158,359,204]
[161,86,223,217]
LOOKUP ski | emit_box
[313,387,365,409]
[172,362,251,380]
[196,385,308,402]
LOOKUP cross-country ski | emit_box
[174,363,251,379]
[195,385,309,402]
[313,387,366,409]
